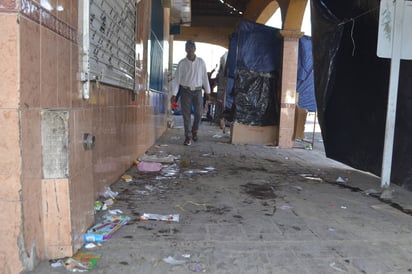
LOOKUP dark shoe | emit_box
[183,137,192,146]
[192,131,198,142]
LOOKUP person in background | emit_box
[204,66,218,120]
[171,40,211,146]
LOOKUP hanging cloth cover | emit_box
[311,0,412,190]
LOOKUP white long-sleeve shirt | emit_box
[172,56,211,96]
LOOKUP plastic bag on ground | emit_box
[138,161,163,172]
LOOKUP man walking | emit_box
[172,40,211,146]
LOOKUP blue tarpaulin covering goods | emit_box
[225,20,316,126]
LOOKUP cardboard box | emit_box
[293,106,308,140]
[230,122,278,145]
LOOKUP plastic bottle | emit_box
[84,233,104,242]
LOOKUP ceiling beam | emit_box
[191,15,240,28]
[173,26,233,48]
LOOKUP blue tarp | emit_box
[226,20,316,113]
[297,36,316,112]
[234,21,282,73]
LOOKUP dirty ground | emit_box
[28,116,412,274]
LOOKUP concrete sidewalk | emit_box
[28,117,412,274]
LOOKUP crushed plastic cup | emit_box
[104,198,114,206]
[100,186,118,199]
[336,177,346,183]
[84,243,97,249]
[163,256,186,265]
[162,253,191,265]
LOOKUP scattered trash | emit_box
[94,199,114,212]
[290,185,303,191]
[340,206,347,209]
[138,161,163,172]
[108,209,123,215]
[136,190,149,195]
[167,117,175,128]
[163,256,187,265]
[64,252,101,272]
[279,205,293,210]
[176,201,208,211]
[329,262,346,273]
[180,159,190,168]
[155,144,169,147]
[100,187,119,199]
[104,198,114,206]
[328,227,336,232]
[380,189,394,200]
[161,164,179,177]
[121,175,133,182]
[155,175,173,180]
[84,215,131,242]
[188,263,206,272]
[84,243,97,249]
[94,201,103,212]
[139,154,177,164]
[305,144,312,150]
[50,259,65,268]
[301,175,323,182]
[212,134,223,138]
[162,253,192,266]
[364,188,379,196]
[336,177,347,183]
[145,185,155,192]
[140,213,180,222]
[183,169,210,176]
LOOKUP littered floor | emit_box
[28,116,412,274]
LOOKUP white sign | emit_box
[377,0,412,60]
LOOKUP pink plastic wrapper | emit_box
[137,161,162,172]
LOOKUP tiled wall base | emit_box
[41,179,73,258]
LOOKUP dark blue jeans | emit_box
[180,86,203,138]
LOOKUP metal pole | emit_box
[79,0,90,100]
[311,111,317,149]
[381,0,404,188]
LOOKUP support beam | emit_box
[174,26,232,48]
[255,1,280,24]
[278,29,304,148]
[282,0,308,31]
[243,0,276,22]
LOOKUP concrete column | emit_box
[278,30,303,148]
